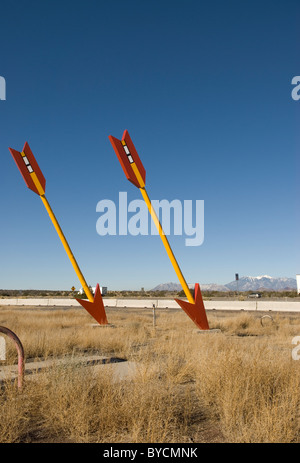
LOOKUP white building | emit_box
[78,286,107,296]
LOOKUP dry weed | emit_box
[1,307,300,442]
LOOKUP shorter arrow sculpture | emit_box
[109,130,210,330]
[75,283,108,325]
[9,142,108,325]
[174,283,209,330]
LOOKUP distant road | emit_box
[1,298,300,313]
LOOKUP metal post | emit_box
[152,303,156,328]
[235,273,239,297]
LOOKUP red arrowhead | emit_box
[174,283,209,330]
[75,283,108,325]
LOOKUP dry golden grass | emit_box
[1,306,300,443]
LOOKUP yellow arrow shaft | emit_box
[138,186,195,304]
[40,195,94,302]
[130,162,194,303]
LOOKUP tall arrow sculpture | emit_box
[9,142,108,325]
[109,130,209,330]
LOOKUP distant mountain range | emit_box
[151,282,188,292]
[151,275,297,292]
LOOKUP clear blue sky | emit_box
[0,0,299,290]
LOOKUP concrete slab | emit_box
[194,329,222,334]
[0,355,137,385]
[1,298,300,312]
[92,361,137,382]
[87,323,116,328]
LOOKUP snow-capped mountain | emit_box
[151,282,229,292]
[225,275,297,291]
[151,282,182,291]
[151,276,297,292]
[194,283,229,292]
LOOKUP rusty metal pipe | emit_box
[0,326,24,389]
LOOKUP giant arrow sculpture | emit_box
[9,142,108,325]
[109,130,209,330]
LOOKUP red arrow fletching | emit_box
[9,142,46,196]
[108,130,146,188]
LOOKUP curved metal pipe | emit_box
[0,326,24,388]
